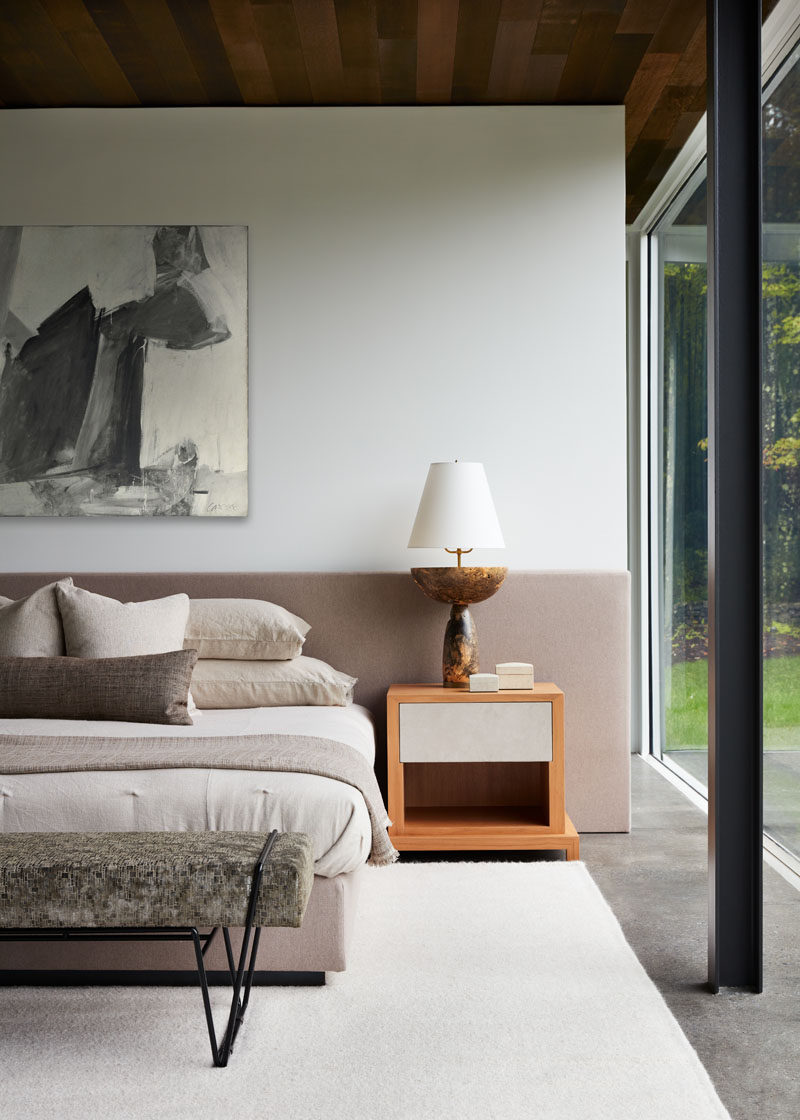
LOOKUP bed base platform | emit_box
[0,968,324,986]
[0,867,362,984]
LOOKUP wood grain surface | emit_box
[0,2,782,219]
[386,681,577,857]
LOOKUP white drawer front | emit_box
[399,702,553,763]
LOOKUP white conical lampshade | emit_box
[408,462,505,549]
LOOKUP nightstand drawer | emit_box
[399,701,553,763]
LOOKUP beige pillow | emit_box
[191,656,356,709]
[184,597,310,660]
[56,584,190,658]
[0,650,197,725]
[0,579,73,656]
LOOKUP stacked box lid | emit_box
[495,662,534,689]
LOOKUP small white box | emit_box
[469,673,500,692]
[495,662,534,690]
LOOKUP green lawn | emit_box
[665,655,800,749]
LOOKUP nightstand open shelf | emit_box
[387,683,579,859]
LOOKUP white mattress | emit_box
[0,705,376,878]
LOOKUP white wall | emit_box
[0,107,626,572]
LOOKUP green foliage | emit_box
[764,409,800,470]
[763,436,800,469]
[663,260,800,602]
[776,315,800,345]
[662,263,709,604]
[665,656,800,749]
[762,263,800,301]
[670,618,707,660]
[768,619,800,637]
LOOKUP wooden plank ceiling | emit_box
[0,1,779,221]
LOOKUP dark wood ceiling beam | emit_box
[416,0,459,104]
[626,135,663,195]
[523,51,566,101]
[81,0,173,104]
[376,0,416,39]
[164,0,243,104]
[452,0,502,102]
[123,0,209,106]
[486,1,542,103]
[0,38,48,108]
[593,33,650,102]
[0,53,39,108]
[640,83,698,144]
[251,0,313,104]
[38,0,139,105]
[208,0,278,104]
[499,0,544,17]
[668,105,704,152]
[617,0,665,35]
[556,10,621,101]
[0,0,101,105]
[627,101,705,216]
[668,14,705,86]
[335,0,380,104]
[294,0,345,102]
[649,0,704,55]
[624,50,680,153]
[377,0,417,104]
[531,1,579,56]
[378,38,416,103]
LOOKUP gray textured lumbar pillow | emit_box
[191,656,356,708]
[0,649,198,724]
[184,598,311,660]
[0,578,73,657]
[56,584,190,658]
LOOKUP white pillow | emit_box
[184,598,310,660]
[191,656,357,709]
[55,584,190,659]
[0,578,73,656]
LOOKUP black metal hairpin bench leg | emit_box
[0,829,279,1069]
[190,829,278,1068]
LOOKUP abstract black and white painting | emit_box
[0,225,247,516]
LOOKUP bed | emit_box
[0,569,632,984]
[0,703,384,983]
[0,706,378,878]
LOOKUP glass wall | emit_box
[762,45,800,858]
[652,44,800,864]
[654,173,708,789]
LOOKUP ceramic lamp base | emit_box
[443,604,479,686]
[409,566,507,689]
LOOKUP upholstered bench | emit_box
[0,829,314,1066]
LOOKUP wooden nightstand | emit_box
[387,683,579,860]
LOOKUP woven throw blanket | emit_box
[0,733,398,867]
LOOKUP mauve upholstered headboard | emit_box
[1,571,631,832]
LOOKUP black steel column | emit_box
[706,0,763,992]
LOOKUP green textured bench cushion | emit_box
[0,831,314,930]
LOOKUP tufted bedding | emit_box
[0,705,384,878]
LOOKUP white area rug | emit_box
[0,862,729,1120]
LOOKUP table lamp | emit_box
[408,461,506,686]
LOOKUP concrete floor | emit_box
[582,757,800,1120]
[664,747,800,854]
